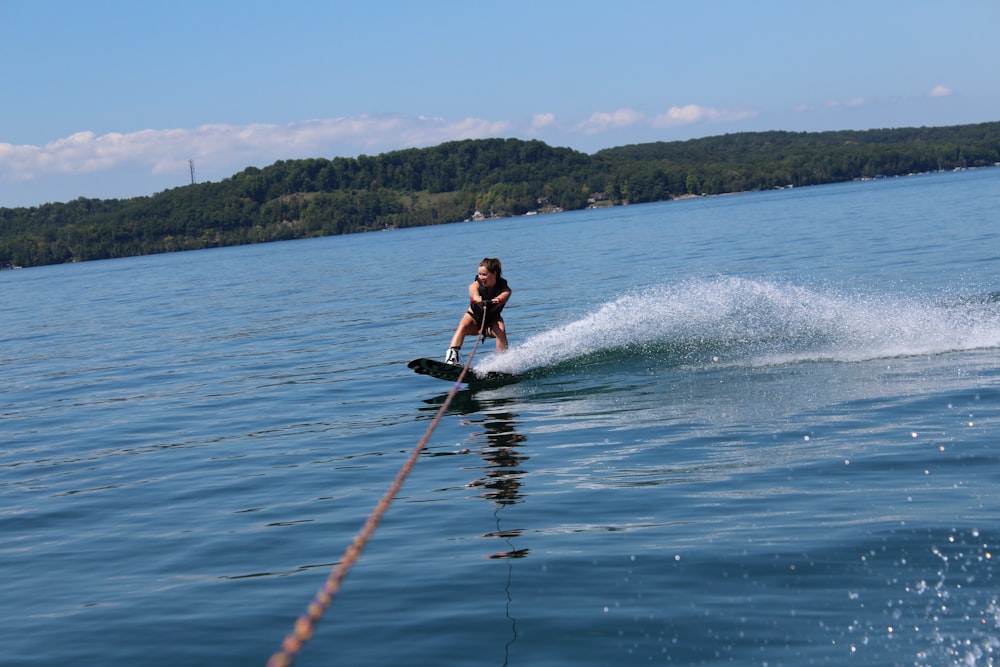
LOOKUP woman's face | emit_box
[477,266,495,288]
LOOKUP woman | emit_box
[445,257,511,365]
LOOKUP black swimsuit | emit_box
[466,276,510,329]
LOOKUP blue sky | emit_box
[2,0,997,208]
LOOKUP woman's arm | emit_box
[467,281,482,303]
[492,286,511,306]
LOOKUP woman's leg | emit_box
[492,320,508,352]
[449,313,478,349]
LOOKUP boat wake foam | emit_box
[475,277,1000,375]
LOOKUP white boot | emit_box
[445,347,461,365]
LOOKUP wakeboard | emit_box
[407,358,516,385]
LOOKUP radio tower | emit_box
[189,160,195,185]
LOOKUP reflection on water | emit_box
[434,395,530,557]
[467,411,528,508]
[423,393,529,665]
[422,392,530,520]
[464,408,527,667]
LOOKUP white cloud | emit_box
[0,115,515,183]
[574,108,645,134]
[651,104,756,128]
[0,103,761,187]
[929,85,954,98]
[823,97,867,109]
[398,116,513,147]
[531,113,557,129]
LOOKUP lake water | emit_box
[3,168,1000,667]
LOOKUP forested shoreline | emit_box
[2,121,999,268]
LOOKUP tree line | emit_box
[2,122,998,268]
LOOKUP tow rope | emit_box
[266,313,489,667]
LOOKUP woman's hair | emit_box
[479,257,502,278]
